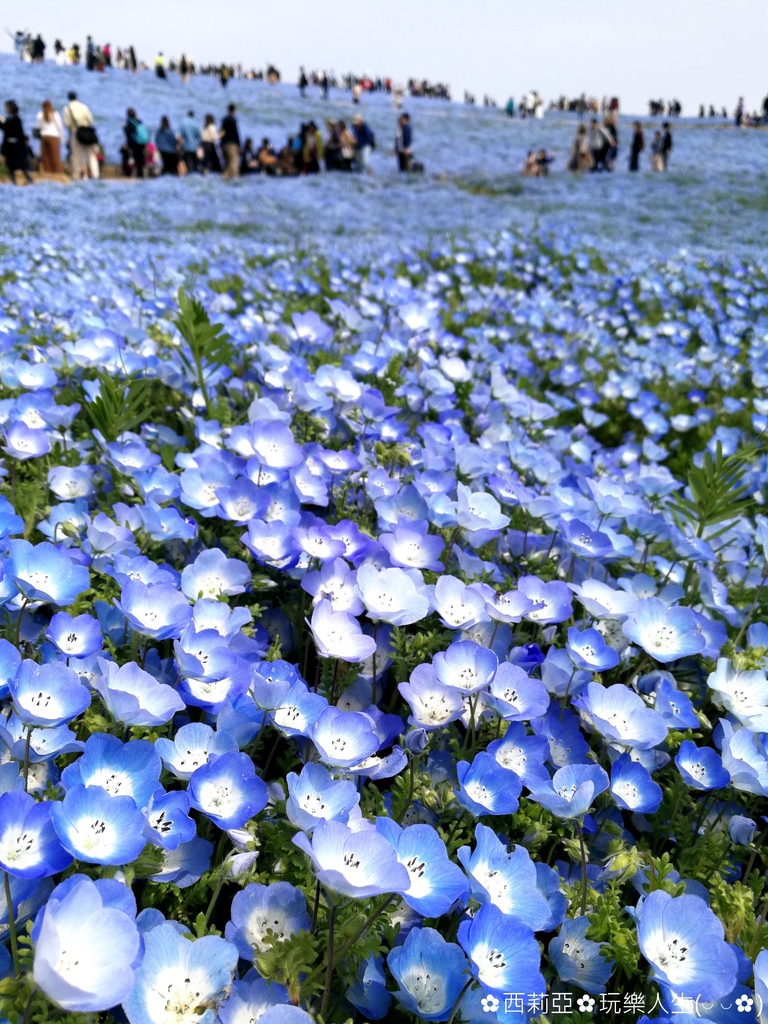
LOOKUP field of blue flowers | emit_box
[1,54,768,1024]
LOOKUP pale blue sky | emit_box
[7,0,768,115]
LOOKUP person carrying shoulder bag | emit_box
[63,90,99,180]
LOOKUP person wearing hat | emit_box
[352,113,375,174]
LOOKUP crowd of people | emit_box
[0,92,425,183]
[521,119,674,177]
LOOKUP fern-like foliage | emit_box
[84,371,152,443]
[668,441,756,540]
[173,288,235,417]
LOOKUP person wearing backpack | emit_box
[124,107,149,177]
[63,91,99,180]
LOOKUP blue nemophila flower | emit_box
[188,751,268,830]
[94,659,185,726]
[124,921,238,1024]
[432,575,488,630]
[549,916,614,994]
[518,575,573,625]
[10,660,90,728]
[258,1007,313,1024]
[675,741,731,790]
[33,876,141,1012]
[61,733,161,808]
[286,762,360,832]
[115,580,192,640]
[610,753,663,813]
[155,722,239,781]
[457,823,551,929]
[728,814,756,845]
[181,548,251,600]
[7,540,89,606]
[51,785,147,865]
[150,835,213,889]
[707,658,768,732]
[0,792,72,877]
[347,953,391,1020]
[399,664,466,730]
[432,640,498,695]
[486,723,550,785]
[249,659,300,710]
[487,662,549,722]
[4,421,51,461]
[622,598,705,663]
[566,627,620,672]
[309,599,377,662]
[456,483,510,533]
[143,790,196,850]
[293,819,410,897]
[230,420,303,469]
[309,706,380,768]
[485,587,533,624]
[45,612,102,659]
[653,678,700,729]
[560,518,614,559]
[376,818,469,917]
[456,751,522,816]
[388,926,470,1022]
[355,563,431,626]
[226,881,310,958]
[636,890,738,1001]
[218,969,290,1024]
[458,902,545,998]
[577,682,668,749]
[718,719,768,795]
[527,764,609,819]
[380,521,445,571]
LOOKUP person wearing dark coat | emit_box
[629,121,645,171]
[0,100,33,184]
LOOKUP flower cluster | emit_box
[1,57,768,1024]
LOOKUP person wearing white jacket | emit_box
[36,100,64,174]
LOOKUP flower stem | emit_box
[578,821,588,915]
[22,727,32,792]
[320,903,336,1018]
[3,871,20,977]
[446,978,474,1024]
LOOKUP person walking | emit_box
[178,110,201,172]
[63,91,99,179]
[587,118,611,171]
[36,99,64,174]
[660,122,673,169]
[155,116,179,174]
[395,112,412,171]
[0,100,33,184]
[220,102,240,180]
[124,107,149,177]
[201,113,221,173]
[629,121,645,171]
[352,113,374,174]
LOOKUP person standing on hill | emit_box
[352,113,374,174]
[36,99,64,174]
[128,45,137,73]
[86,35,95,70]
[124,107,149,177]
[220,102,241,179]
[0,100,33,184]
[179,110,201,172]
[63,91,99,179]
[660,122,673,169]
[395,112,412,171]
[629,121,645,171]
[155,52,166,79]
[155,115,179,174]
